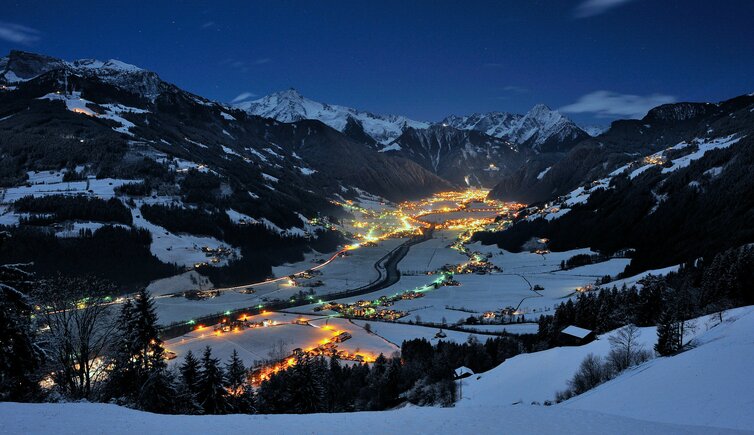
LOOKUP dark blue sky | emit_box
[2,0,753,124]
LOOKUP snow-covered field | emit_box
[0,174,139,203]
[458,306,754,431]
[5,308,752,434]
[564,306,754,431]
[4,309,752,434]
[164,313,400,366]
[296,245,633,327]
[165,313,327,366]
[2,401,729,435]
[398,231,468,273]
[145,271,214,296]
[129,202,239,268]
[153,239,405,325]
[350,319,504,345]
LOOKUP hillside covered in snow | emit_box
[2,306,751,434]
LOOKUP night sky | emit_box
[1,0,753,124]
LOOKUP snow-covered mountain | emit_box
[236,89,430,144]
[384,125,530,187]
[238,91,589,154]
[439,104,590,153]
[581,124,607,137]
[0,50,167,100]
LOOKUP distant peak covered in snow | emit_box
[581,124,607,137]
[236,89,430,144]
[439,104,590,153]
[240,90,589,152]
[0,50,165,99]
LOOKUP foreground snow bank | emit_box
[2,308,752,434]
[0,401,737,435]
[564,307,754,431]
[459,306,754,431]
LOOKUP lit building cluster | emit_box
[332,189,524,245]
[248,324,375,385]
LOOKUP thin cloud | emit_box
[0,21,41,44]
[220,57,270,73]
[200,21,216,29]
[574,0,637,18]
[502,85,528,94]
[231,92,256,103]
[560,90,676,119]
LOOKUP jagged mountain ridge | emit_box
[0,50,167,100]
[0,50,451,204]
[383,125,531,187]
[239,90,589,187]
[488,93,754,204]
[238,89,590,154]
[236,88,430,145]
[439,104,591,153]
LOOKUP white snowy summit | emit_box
[0,50,165,99]
[236,89,430,144]
[439,104,589,152]
[239,90,588,152]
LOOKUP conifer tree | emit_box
[655,309,681,356]
[0,237,43,401]
[130,288,166,377]
[225,349,246,394]
[197,346,228,414]
[286,354,325,413]
[224,349,254,413]
[180,350,201,395]
[137,367,178,414]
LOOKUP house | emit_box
[559,325,596,346]
[454,366,474,379]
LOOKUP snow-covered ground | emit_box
[153,239,404,325]
[459,306,754,431]
[564,306,754,431]
[3,309,752,434]
[130,203,239,268]
[0,176,140,203]
[350,319,504,346]
[164,313,400,367]
[145,271,213,297]
[398,231,468,273]
[165,313,327,367]
[1,401,730,435]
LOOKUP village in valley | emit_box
[151,189,635,382]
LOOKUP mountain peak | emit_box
[529,103,553,113]
[237,90,429,144]
[0,50,163,98]
[275,87,304,99]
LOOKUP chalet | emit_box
[454,366,474,379]
[559,325,596,346]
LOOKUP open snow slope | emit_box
[458,306,754,431]
[1,308,752,434]
[564,307,754,431]
[0,401,744,435]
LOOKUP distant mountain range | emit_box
[439,104,591,153]
[2,49,753,289]
[238,89,594,151]
[236,89,430,145]
[237,89,596,185]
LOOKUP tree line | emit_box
[14,194,133,225]
[0,225,178,291]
